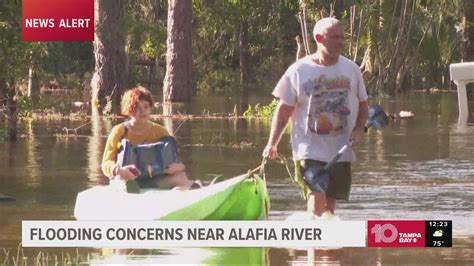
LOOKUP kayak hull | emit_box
[74,173,269,221]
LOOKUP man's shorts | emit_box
[294,159,352,200]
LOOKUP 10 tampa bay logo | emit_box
[368,220,425,247]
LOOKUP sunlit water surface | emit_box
[1,93,473,264]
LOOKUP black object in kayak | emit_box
[117,136,179,180]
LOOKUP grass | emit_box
[1,243,95,266]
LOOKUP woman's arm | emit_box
[101,125,124,178]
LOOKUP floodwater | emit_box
[0,92,473,265]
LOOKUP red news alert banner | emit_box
[22,220,452,248]
[22,0,94,41]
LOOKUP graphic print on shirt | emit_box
[303,74,351,135]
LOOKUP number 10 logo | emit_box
[371,223,398,243]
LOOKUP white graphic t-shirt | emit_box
[273,55,368,162]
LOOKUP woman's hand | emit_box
[164,163,185,175]
[116,165,141,181]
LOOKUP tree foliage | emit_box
[1,0,472,100]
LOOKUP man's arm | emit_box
[350,100,368,144]
[262,100,295,159]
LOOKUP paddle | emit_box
[303,104,388,192]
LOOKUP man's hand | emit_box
[351,100,368,145]
[262,100,294,160]
[262,145,278,160]
[350,128,365,145]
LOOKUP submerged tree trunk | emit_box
[5,82,17,142]
[332,0,345,19]
[378,0,415,94]
[92,0,127,115]
[239,20,249,115]
[163,0,193,103]
[27,67,39,104]
[162,103,192,173]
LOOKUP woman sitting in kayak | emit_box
[101,86,200,189]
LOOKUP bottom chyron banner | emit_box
[22,221,366,248]
[22,220,452,248]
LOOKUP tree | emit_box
[0,0,46,141]
[351,0,466,93]
[125,0,168,90]
[92,0,127,115]
[0,1,20,141]
[239,19,249,115]
[192,0,300,112]
[163,0,193,103]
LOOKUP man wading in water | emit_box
[262,17,368,218]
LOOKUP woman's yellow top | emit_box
[101,122,170,178]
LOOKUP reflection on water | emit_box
[0,93,473,264]
[86,116,112,184]
[91,247,267,265]
[26,120,41,188]
[273,237,474,265]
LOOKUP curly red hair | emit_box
[121,86,154,116]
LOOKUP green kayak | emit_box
[74,173,269,221]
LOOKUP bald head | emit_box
[312,17,344,61]
[313,17,342,39]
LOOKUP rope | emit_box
[248,154,295,184]
[72,121,91,131]
[251,158,269,220]
[249,159,266,178]
[172,119,186,136]
[259,158,267,184]
[62,120,92,135]
[246,155,293,220]
[273,153,297,184]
